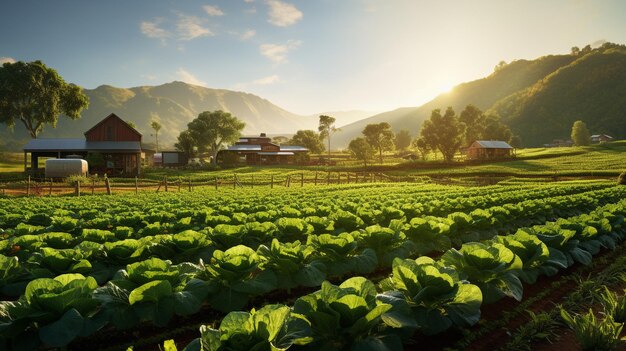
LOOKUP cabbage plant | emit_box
[258,239,326,291]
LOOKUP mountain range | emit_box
[2,43,625,150]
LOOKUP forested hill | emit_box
[0,81,316,150]
[491,45,626,145]
[334,43,626,148]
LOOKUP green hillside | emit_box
[491,45,626,145]
[335,43,626,148]
[0,81,316,150]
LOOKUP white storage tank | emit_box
[45,159,88,178]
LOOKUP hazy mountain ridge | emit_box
[1,81,318,149]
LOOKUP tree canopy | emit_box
[175,130,196,160]
[0,60,89,138]
[151,120,162,152]
[318,115,337,158]
[394,129,412,152]
[288,130,324,154]
[348,137,374,166]
[419,107,465,162]
[571,120,591,146]
[412,137,431,161]
[187,110,245,165]
[362,122,395,164]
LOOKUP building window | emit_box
[106,126,114,140]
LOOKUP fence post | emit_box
[75,180,81,196]
[178,179,181,192]
[327,171,330,185]
[301,173,304,187]
[271,174,274,189]
[92,178,95,195]
[233,174,237,189]
[164,176,168,192]
[135,176,138,195]
[251,175,254,188]
[49,178,53,196]
[347,173,350,184]
[105,176,112,195]
[314,172,318,186]
[188,178,192,192]
[27,175,31,197]
[215,177,218,190]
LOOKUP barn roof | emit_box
[471,140,513,149]
[23,138,142,152]
[83,113,142,137]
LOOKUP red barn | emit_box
[23,113,146,176]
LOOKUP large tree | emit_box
[151,120,162,152]
[348,137,374,166]
[288,130,325,154]
[362,122,395,164]
[187,110,245,165]
[571,120,591,146]
[0,60,89,138]
[318,115,337,160]
[482,113,513,141]
[412,137,431,160]
[394,129,412,152]
[175,130,196,160]
[459,104,486,146]
[420,107,465,162]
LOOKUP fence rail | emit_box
[0,172,419,197]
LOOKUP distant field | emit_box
[2,141,625,180]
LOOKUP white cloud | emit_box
[203,5,224,16]
[177,15,213,40]
[266,0,302,27]
[260,40,301,63]
[176,68,207,86]
[0,57,16,64]
[140,18,170,39]
[252,75,280,85]
[240,29,256,40]
[244,0,254,3]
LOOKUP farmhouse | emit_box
[23,113,146,176]
[216,133,308,165]
[591,134,613,143]
[466,140,514,160]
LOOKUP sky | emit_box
[2,0,626,115]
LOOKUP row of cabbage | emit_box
[2,196,624,351]
[0,192,626,349]
[173,200,626,351]
[0,182,612,233]
[0,186,622,300]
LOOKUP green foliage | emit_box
[0,60,89,138]
[195,304,313,351]
[572,120,591,146]
[378,257,482,335]
[175,130,196,160]
[420,107,465,162]
[394,130,412,151]
[293,277,403,351]
[560,308,624,351]
[188,110,246,165]
[348,137,374,166]
[362,122,395,164]
[288,130,325,154]
[440,242,523,303]
[258,239,326,290]
[318,115,337,156]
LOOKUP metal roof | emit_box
[472,140,513,149]
[279,145,309,151]
[24,138,142,152]
[228,144,263,151]
[258,152,295,156]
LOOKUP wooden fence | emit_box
[0,172,416,197]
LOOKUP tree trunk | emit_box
[212,149,218,166]
[379,148,383,164]
[327,135,331,161]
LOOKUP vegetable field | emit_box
[1,180,626,350]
